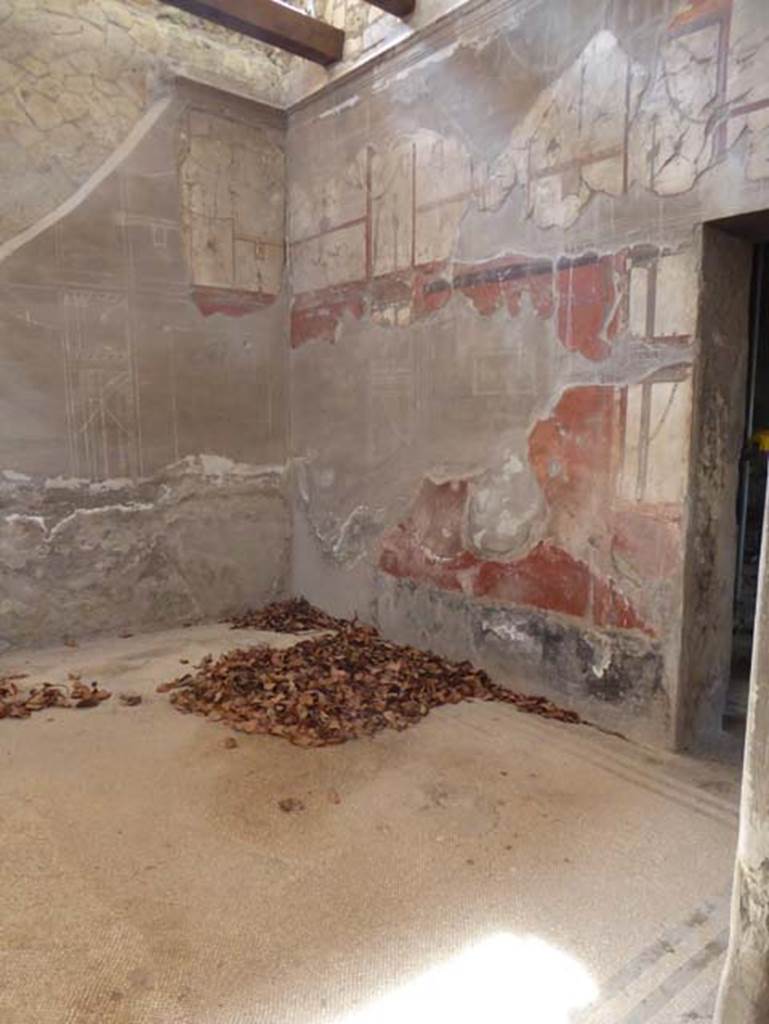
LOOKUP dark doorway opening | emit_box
[724,243,769,735]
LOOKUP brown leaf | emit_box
[278,797,304,813]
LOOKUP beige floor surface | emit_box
[0,625,741,1024]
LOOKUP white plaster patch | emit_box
[619,376,692,505]
[654,251,699,337]
[90,477,136,493]
[176,454,286,480]
[590,638,612,678]
[317,95,361,120]
[3,513,47,531]
[628,265,649,337]
[425,466,484,486]
[502,455,524,476]
[329,504,385,564]
[47,502,156,541]
[44,476,89,490]
[467,452,545,559]
[196,454,239,477]
[483,620,531,646]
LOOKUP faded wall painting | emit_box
[288,0,769,744]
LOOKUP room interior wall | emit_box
[0,81,290,648]
[286,0,769,747]
[4,0,769,749]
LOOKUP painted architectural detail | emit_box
[289,244,689,361]
[288,0,769,353]
[727,0,769,179]
[289,130,470,306]
[627,247,700,342]
[629,7,727,195]
[286,1,757,742]
[618,373,692,505]
[62,290,140,481]
[179,110,285,310]
[496,30,647,228]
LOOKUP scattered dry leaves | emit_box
[0,673,110,719]
[158,600,580,746]
[230,597,339,633]
[119,693,142,707]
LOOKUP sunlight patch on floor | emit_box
[335,932,598,1024]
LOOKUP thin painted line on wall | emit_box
[0,95,175,267]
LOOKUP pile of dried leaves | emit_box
[160,600,579,746]
[229,597,339,633]
[0,673,111,719]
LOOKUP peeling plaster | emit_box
[0,454,290,647]
[317,95,361,120]
[284,0,762,744]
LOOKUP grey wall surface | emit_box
[0,81,290,648]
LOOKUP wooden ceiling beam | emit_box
[360,0,415,17]
[161,0,345,65]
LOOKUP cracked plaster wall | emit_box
[286,0,769,747]
[0,79,290,648]
[0,0,468,248]
[0,0,294,247]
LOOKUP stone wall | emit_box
[286,0,769,746]
[0,80,290,649]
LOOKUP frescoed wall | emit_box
[288,0,769,745]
